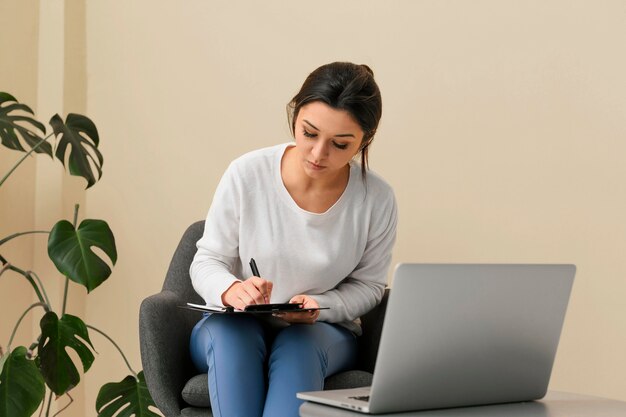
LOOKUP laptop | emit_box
[297,263,575,414]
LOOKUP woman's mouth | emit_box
[308,161,326,170]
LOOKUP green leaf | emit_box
[0,346,45,417]
[48,219,117,293]
[0,92,50,156]
[96,371,159,417]
[37,312,95,396]
[49,113,103,188]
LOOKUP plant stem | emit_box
[61,276,69,316]
[1,254,51,311]
[62,204,80,316]
[52,393,73,417]
[7,302,48,351]
[0,230,50,247]
[38,389,45,417]
[0,259,8,276]
[45,390,53,417]
[0,261,51,309]
[0,132,54,188]
[28,334,42,353]
[73,204,79,227]
[86,324,138,379]
[29,271,51,309]
[3,263,49,307]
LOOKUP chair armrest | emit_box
[139,290,201,416]
[356,289,389,373]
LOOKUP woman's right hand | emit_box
[221,277,273,310]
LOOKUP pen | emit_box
[249,258,269,304]
[250,258,260,277]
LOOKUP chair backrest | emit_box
[163,220,205,305]
[139,221,210,417]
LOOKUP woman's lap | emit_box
[189,314,357,417]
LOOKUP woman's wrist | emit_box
[221,281,241,306]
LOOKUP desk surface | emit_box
[299,391,626,417]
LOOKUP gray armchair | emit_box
[139,221,389,417]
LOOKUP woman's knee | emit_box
[207,314,264,342]
[190,314,267,371]
[272,325,324,355]
[269,323,356,372]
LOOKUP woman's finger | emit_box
[239,283,263,306]
[276,308,319,324]
[248,277,272,304]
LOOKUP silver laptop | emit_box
[297,263,575,414]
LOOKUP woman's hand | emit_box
[275,294,320,324]
[221,277,273,310]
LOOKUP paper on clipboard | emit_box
[184,303,232,313]
[182,302,329,314]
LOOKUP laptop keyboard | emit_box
[349,395,370,402]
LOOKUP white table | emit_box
[299,391,626,417]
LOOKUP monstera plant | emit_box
[0,92,157,416]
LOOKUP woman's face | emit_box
[293,101,364,181]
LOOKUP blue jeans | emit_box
[190,314,357,417]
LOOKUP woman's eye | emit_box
[301,128,348,149]
[302,129,316,138]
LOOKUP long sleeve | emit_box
[310,189,398,326]
[190,162,242,307]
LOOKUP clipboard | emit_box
[181,302,329,314]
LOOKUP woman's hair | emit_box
[287,62,382,177]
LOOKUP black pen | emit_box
[249,258,269,304]
[249,258,260,277]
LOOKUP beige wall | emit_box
[2,1,625,415]
[0,0,39,378]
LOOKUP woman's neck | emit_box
[281,146,351,213]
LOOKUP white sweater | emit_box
[190,143,398,334]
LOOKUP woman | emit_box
[189,62,398,417]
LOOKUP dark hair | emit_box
[287,62,382,178]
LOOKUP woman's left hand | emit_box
[275,294,320,324]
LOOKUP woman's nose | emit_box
[311,140,329,160]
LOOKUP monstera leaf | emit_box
[49,113,103,188]
[0,347,46,417]
[37,312,95,396]
[0,92,51,156]
[48,219,117,293]
[96,371,159,417]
